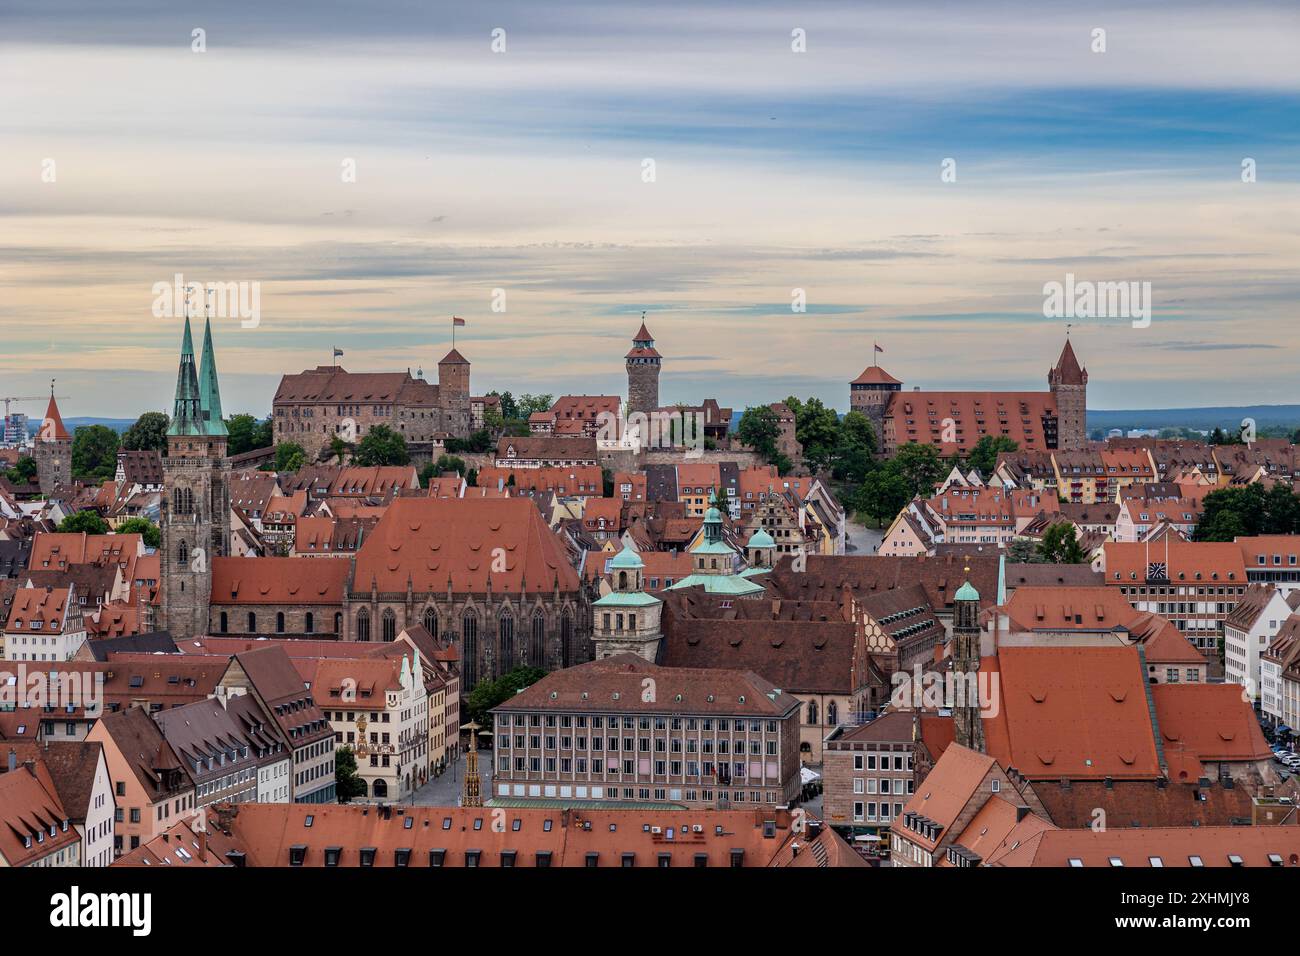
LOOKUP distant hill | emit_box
[1086,405,1300,435]
[22,417,136,435]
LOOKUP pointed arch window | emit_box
[530,609,546,667]
[423,607,438,637]
[462,613,479,689]
[382,609,397,642]
[498,610,515,676]
[357,608,371,642]
[560,611,573,668]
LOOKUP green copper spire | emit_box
[198,316,228,436]
[167,315,205,437]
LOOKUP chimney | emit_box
[198,826,208,863]
[22,759,36,777]
[5,749,14,773]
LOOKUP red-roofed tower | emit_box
[1049,337,1088,451]
[34,382,72,496]
[625,315,661,416]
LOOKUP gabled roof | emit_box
[0,760,79,865]
[1151,683,1272,765]
[982,646,1161,781]
[895,743,997,851]
[352,497,581,595]
[2,741,105,822]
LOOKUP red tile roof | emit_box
[850,365,902,386]
[990,825,1300,868]
[982,646,1162,780]
[895,743,996,852]
[40,394,71,442]
[213,802,859,868]
[210,557,350,605]
[496,654,799,718]
[1103,540,1247,585]
[352,497,580,595]
[7,586,74,633]
[1151,683,1271,765]
[0,761,79,866]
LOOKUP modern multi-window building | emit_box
[491,655,802,810]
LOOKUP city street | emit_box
[406,750,494,807]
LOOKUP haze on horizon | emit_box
[2,0,1298,422]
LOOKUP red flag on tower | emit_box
[452,316,466,327]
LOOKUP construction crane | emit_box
[2,395,70,433]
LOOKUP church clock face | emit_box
[1146,562,1167,581]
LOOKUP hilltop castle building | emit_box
[850,338,1088,457]
[273,349,472,460]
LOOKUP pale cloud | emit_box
[0,0,1297,417]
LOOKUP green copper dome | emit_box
[955,580,980,602]
[609,546,644,570]
[704,507,722,523]
[746,529,776,549]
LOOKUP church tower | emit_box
[592,547,663,661]
[33,384,72,497]
[160,315,231,639]
[1049,338,1088,451]
[951,571,986,753]
[625,316,661,416]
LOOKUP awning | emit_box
[800,766,821,784]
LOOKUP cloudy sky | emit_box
[2,0,1298,420]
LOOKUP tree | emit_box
[335,747,368,802]
[966,436,1018,479]
[58,510,110,535]
[1037,522,1086,563]
[1196,484,1270,540]
[328,435,350,464]
[738,405,781,463]
[421,455,467,486]
[1006,538,1039,564]
[274,442,307,472]
[854,468,910,527]
[114,517,161,548]
[489,390,519,421]
[354,425,409,466]
[71,425,120,483]
[785,396,841,473]
[121,412,170,453]
[832,411,877,484]
[226,414,273,456]
[5,456,38,485]
[516,394,553,418]
[892,442,945,498]
[463,666,548,726]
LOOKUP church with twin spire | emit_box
[157,313,232,639]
